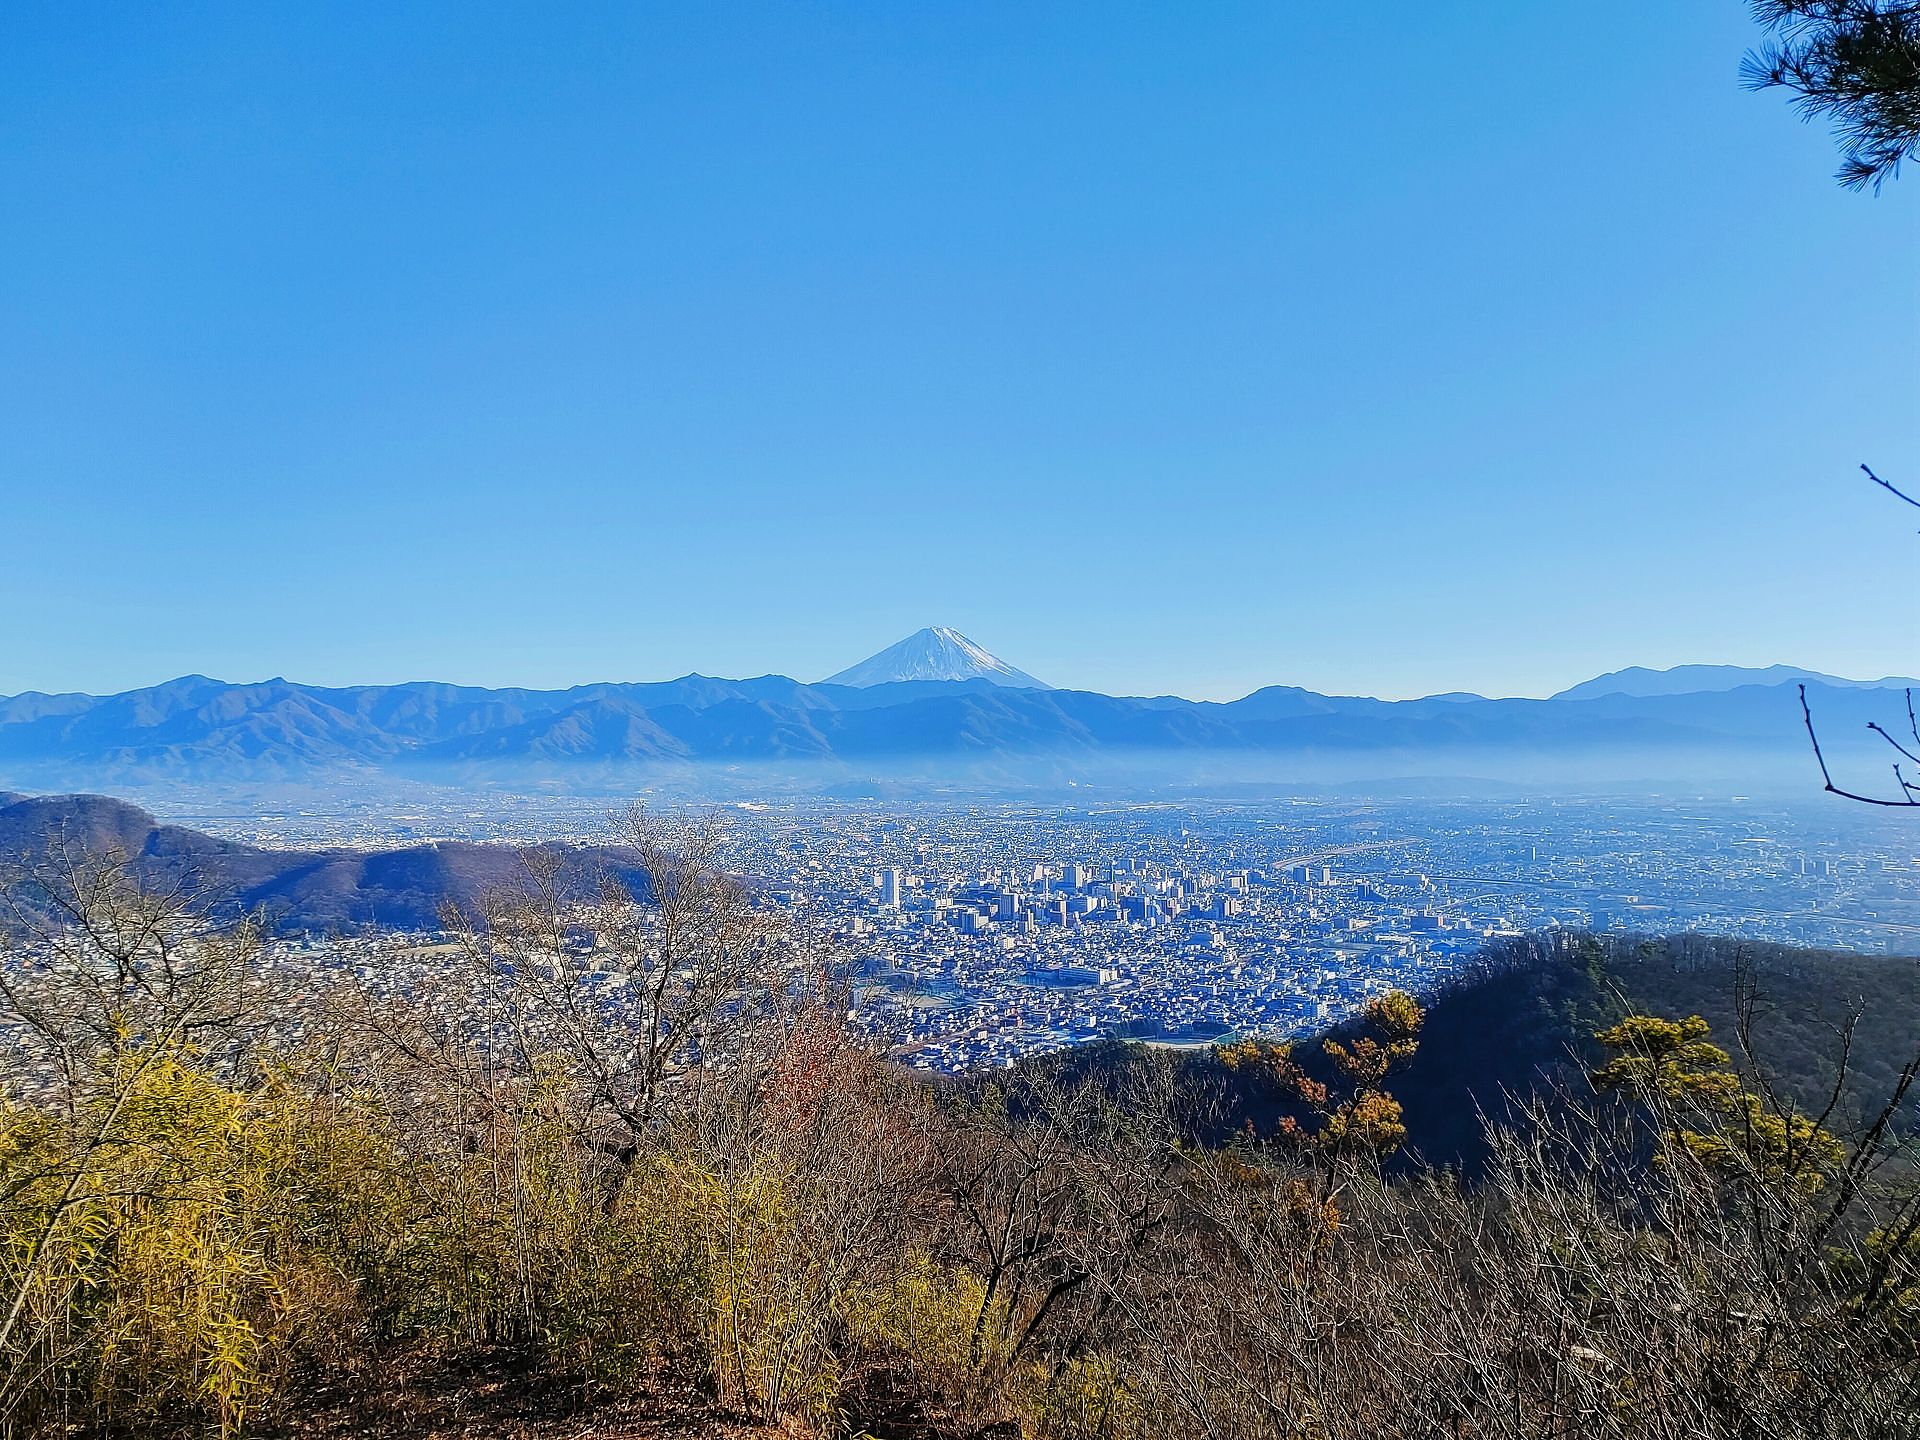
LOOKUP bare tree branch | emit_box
[1863,462,1920,511]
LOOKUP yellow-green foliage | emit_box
[1216,990,1425,1160]
[640,1154,843,1425]
[1016,1353,1146,1440]
[1591,1014,1739,1103]
[4,979,1906,1440]
[1216,1036,1296,1082]
[3,1052,265,1430]
[1322,990,1425,1092]
[1592,1014,1845,1194]
[1679,1095,1847,1195]
[0,1049,420,1436]
[4,1050,379,1433]
[258,1084,418,1354]
[379,1074,699,1378]
[1858,1225,1920,1330]
[849,1253,1147,1439]
[1317,1089,1408,1155]
[405,1092,596,1347]
[848,1248,1011,1385]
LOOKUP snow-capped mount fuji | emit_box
[822,627,1052,689]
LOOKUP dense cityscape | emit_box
[138,787,1920,1074]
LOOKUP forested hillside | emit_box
[1066,932,1920,1173]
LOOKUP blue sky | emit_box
[2,2,1914,701]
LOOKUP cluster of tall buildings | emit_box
[873,854,1344,936]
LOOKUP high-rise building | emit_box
[880,867,902,908]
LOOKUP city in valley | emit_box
[176,790,1920,1074]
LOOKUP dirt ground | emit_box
[256,1350,781,1440]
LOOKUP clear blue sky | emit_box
[2,2,1914,701]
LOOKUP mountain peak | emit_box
[822,627,1051,689]
[1553,663,1920,702]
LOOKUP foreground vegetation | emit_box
[2,819,1917,1439]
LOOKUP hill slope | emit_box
[0,792,650,933]
[1040,931,1920,1174]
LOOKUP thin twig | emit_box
[1868,713,1920,767]
[1863,460,1920,536]
[1862,463,1920,511]
[1799,683,1920,807]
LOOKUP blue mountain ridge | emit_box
[0,664,1910,784]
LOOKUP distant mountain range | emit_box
[0,638,1911,793]
[0,791,647,933]
[1551,664,1919,701]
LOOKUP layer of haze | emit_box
[2,2,1915,702]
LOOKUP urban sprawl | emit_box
[165,792,1920,1075]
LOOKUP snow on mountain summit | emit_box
[821,627,1052,689]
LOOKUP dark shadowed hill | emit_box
[1369,932,1920,1168]
[0,792,651,934]
[1026,931,1920,1174]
